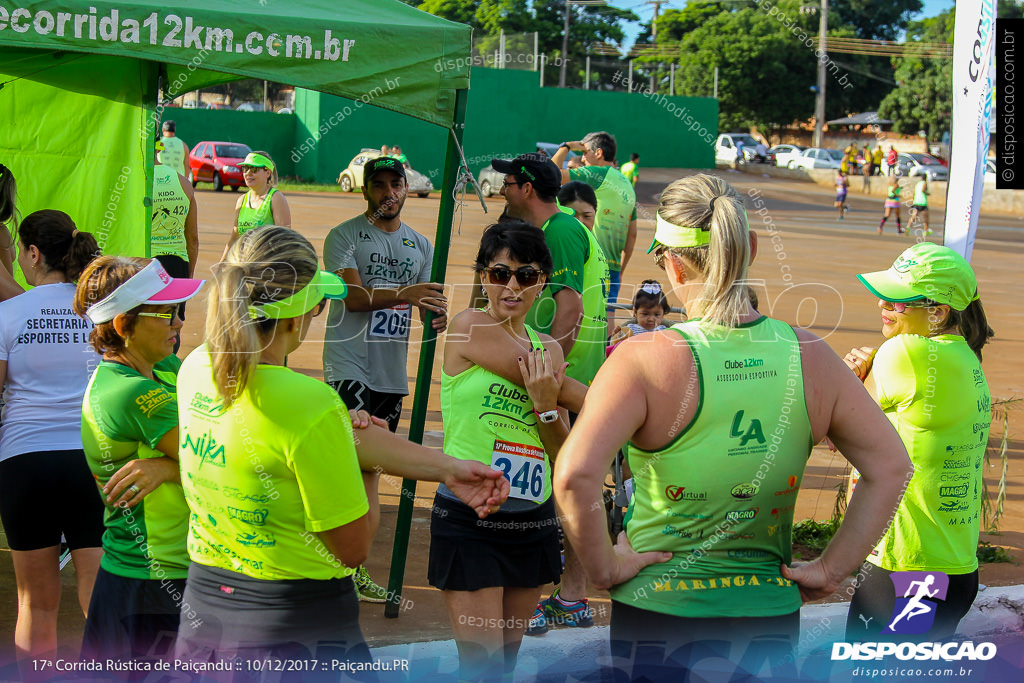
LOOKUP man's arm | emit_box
[621,218,638,274]
[549,286,583,359]
[180,142,190,178]
[336,268,446,314]
[179,173,199,277]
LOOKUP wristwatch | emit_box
[534,408,559,424]
[558,142,570,150]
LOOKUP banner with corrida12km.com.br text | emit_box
[945,0,996,261]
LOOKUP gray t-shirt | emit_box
[322,214,433,394]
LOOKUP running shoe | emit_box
[543,588,594,628]
[924,228,934,236]
[525,604,549,636]
[353,566,388,603]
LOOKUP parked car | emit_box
[787,147,843,171]
[204,102,232,110]
[769,144,804,168]
[337,149,433,197]
[715,133,762,165]
[234,102,268,112]
[896,153,949,181]
[477,164,506,197]
[188,141,252,191]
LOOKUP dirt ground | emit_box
[1,169,1021,662]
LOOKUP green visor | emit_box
[249,270,347,320]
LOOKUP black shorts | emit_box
[81,566,186,663]
[912,204,928,212]
[610,601,800,680]
[428,493,561,591]
[175,563,370,675]
[846,562,979,641]
[328,379,403,433]
[0,449,104,551]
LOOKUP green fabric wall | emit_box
[290,67,718,185]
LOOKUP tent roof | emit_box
[0,0,471,127]
[827,111,892,126]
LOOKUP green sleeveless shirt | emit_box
[237,187,278,235]
[611,317,812,618]
[151,165,189,262]
[440,324,552,504]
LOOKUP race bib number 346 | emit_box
[491,439,546,503]
[367,304,411,340]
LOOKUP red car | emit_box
[188,141,252,191]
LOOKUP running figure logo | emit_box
[883,571,950,635]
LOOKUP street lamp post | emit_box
[813,0,828,147]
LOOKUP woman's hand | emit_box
[349,409,388,430]
[104,456,180,508]
[592,532,672,591]
[443,460,511,518]
[518,348,566,413]
[843,346,876,381]
[780,560,844,603]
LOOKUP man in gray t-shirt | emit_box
[322,156,447,602]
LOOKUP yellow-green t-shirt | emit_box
[867,334,990,574]
[176,345,369,581]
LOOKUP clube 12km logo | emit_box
[832,571,996,662]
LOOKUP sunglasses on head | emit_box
[484,266,543,287]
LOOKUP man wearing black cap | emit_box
[492,153,609,635]
[322,155,448,603]
[158,120,190,178]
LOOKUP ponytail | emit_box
[0,162,17,228]
[658,174,750,327]
[19,210,100,281]
[206,225,317,406]
[944,300,994,361]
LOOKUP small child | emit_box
[608,280,670,350]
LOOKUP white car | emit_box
[337,149,433,197]
[715,133,762,165]
[770,144,804,168]
[788,148,843,170]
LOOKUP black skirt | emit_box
[428,493,561,591]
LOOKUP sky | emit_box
[614,0,956,50]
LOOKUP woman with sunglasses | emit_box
[223,151,291,258]
[173,225,506,666]
[432,220,588,682]
[74,256,205,663]
[843,242,993,640]
[553,174,913,678]
[0,211,101,662]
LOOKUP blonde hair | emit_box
[252,150,280,187]
[658,174,750,327]
[206,225,316,406]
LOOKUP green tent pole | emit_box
[385,88,470,619]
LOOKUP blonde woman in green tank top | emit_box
[554,174,913,679]
[223,151,291,260]
[433,221,587,682]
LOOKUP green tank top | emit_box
[914,181,928,206]
[237,187,278,235]
[440,324,552,504]
[158,135,187,174]
[611,317,812,618]
[151,165,190,262]
[888,184,901,200]
[565,227,609,386]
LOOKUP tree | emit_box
[829,0,923,41]
[877,10,953,143]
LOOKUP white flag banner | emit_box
[945,0,997,261]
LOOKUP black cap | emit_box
[162,120,175,131]
[491,153,561,195]
[364,156,407,182]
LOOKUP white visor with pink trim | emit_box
[85,260,205,324]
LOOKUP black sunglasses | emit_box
[484,266,543,288]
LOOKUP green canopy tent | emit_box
[1,0,471,617]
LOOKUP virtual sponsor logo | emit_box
[665,485,708,502]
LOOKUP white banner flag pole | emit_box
[945,0,997,261]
